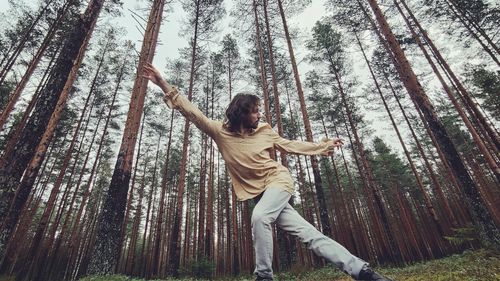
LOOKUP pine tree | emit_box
[366,0,499,246]
[167,0,225,275]
[0,0,112,263]
[88,0,167,274]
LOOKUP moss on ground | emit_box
[74,248,499,281]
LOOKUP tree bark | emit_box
[0,0,57,85]
[356,31,447,235]
[88,0,166,274]
[0,0,74,132]
[151,109,174,277]
[2,35,111,273]
[0,0,106,263]
[168,0,200,274]
[397,0,499,178]
[446,0,500,59]
[367,0,500,246]
[262,0,287,167]
[276,0,331,235]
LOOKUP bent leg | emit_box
[251,187,291,280]
[276,203,367,279]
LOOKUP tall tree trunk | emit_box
[0,39,61,170]
[117,113,147,272]
[366,0,500,246]
[126,158,148,275]
[355,32,447,235]
[397,0,499,178]
[196,87,209,260]
[49,51,127,278]
[182,187,192,268]
[0,0,106,263]
[145,184,159,277]
[276,0,331,235]
[151,109,174,277]
[223,172,231,274]
[196,136,207,258]
[205,83,216,261]
[261,0,290,268]
[445,0,500,62]
[191,184,199,263]
[1,36,111,272]
[0,0,74,132]
[252,0,272,125]
[203,144,213,259]
[168,0,200,275]
[262,0,287,167]
[230,169,239,276]
[0,0,56,85]
[384,72,458,228]
[140,137,161,276]
[360,0,464,233]
[216,171,224,276]
[88,0,166,274]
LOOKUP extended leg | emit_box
[276,203,367,279]
[251,187,291,280]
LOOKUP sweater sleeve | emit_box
[164,86,220,138]
[267,125,334,155]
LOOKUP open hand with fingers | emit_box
[142,63,170,93]
[322,137,344,156]
[332,137,343,148]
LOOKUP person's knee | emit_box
[251,210,273,227]
[298,226,327,244]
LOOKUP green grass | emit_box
[288,248,500,281]
[376,248,500,281]
[41,248,500,281]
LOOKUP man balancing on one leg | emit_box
[143,63,393,281]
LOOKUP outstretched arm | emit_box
[269,127,343,156]
[143,63,219,137]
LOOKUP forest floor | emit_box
[0,248,497,281]
[77,248,500,281]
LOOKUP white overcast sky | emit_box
[113,0,328,83]
[1,0,497,151]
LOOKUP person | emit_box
[143,63,393,281]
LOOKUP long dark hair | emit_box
[224,93,260,133]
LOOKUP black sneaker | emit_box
[357,266,393,281]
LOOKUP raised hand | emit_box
[321,137,344,156]
[142,62,170,93]
[332,137,344,148]
[143,63,164,86]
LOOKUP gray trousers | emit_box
[252,187,367,280]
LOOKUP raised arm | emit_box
[267,125,343,156]
[143,63,219,137]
